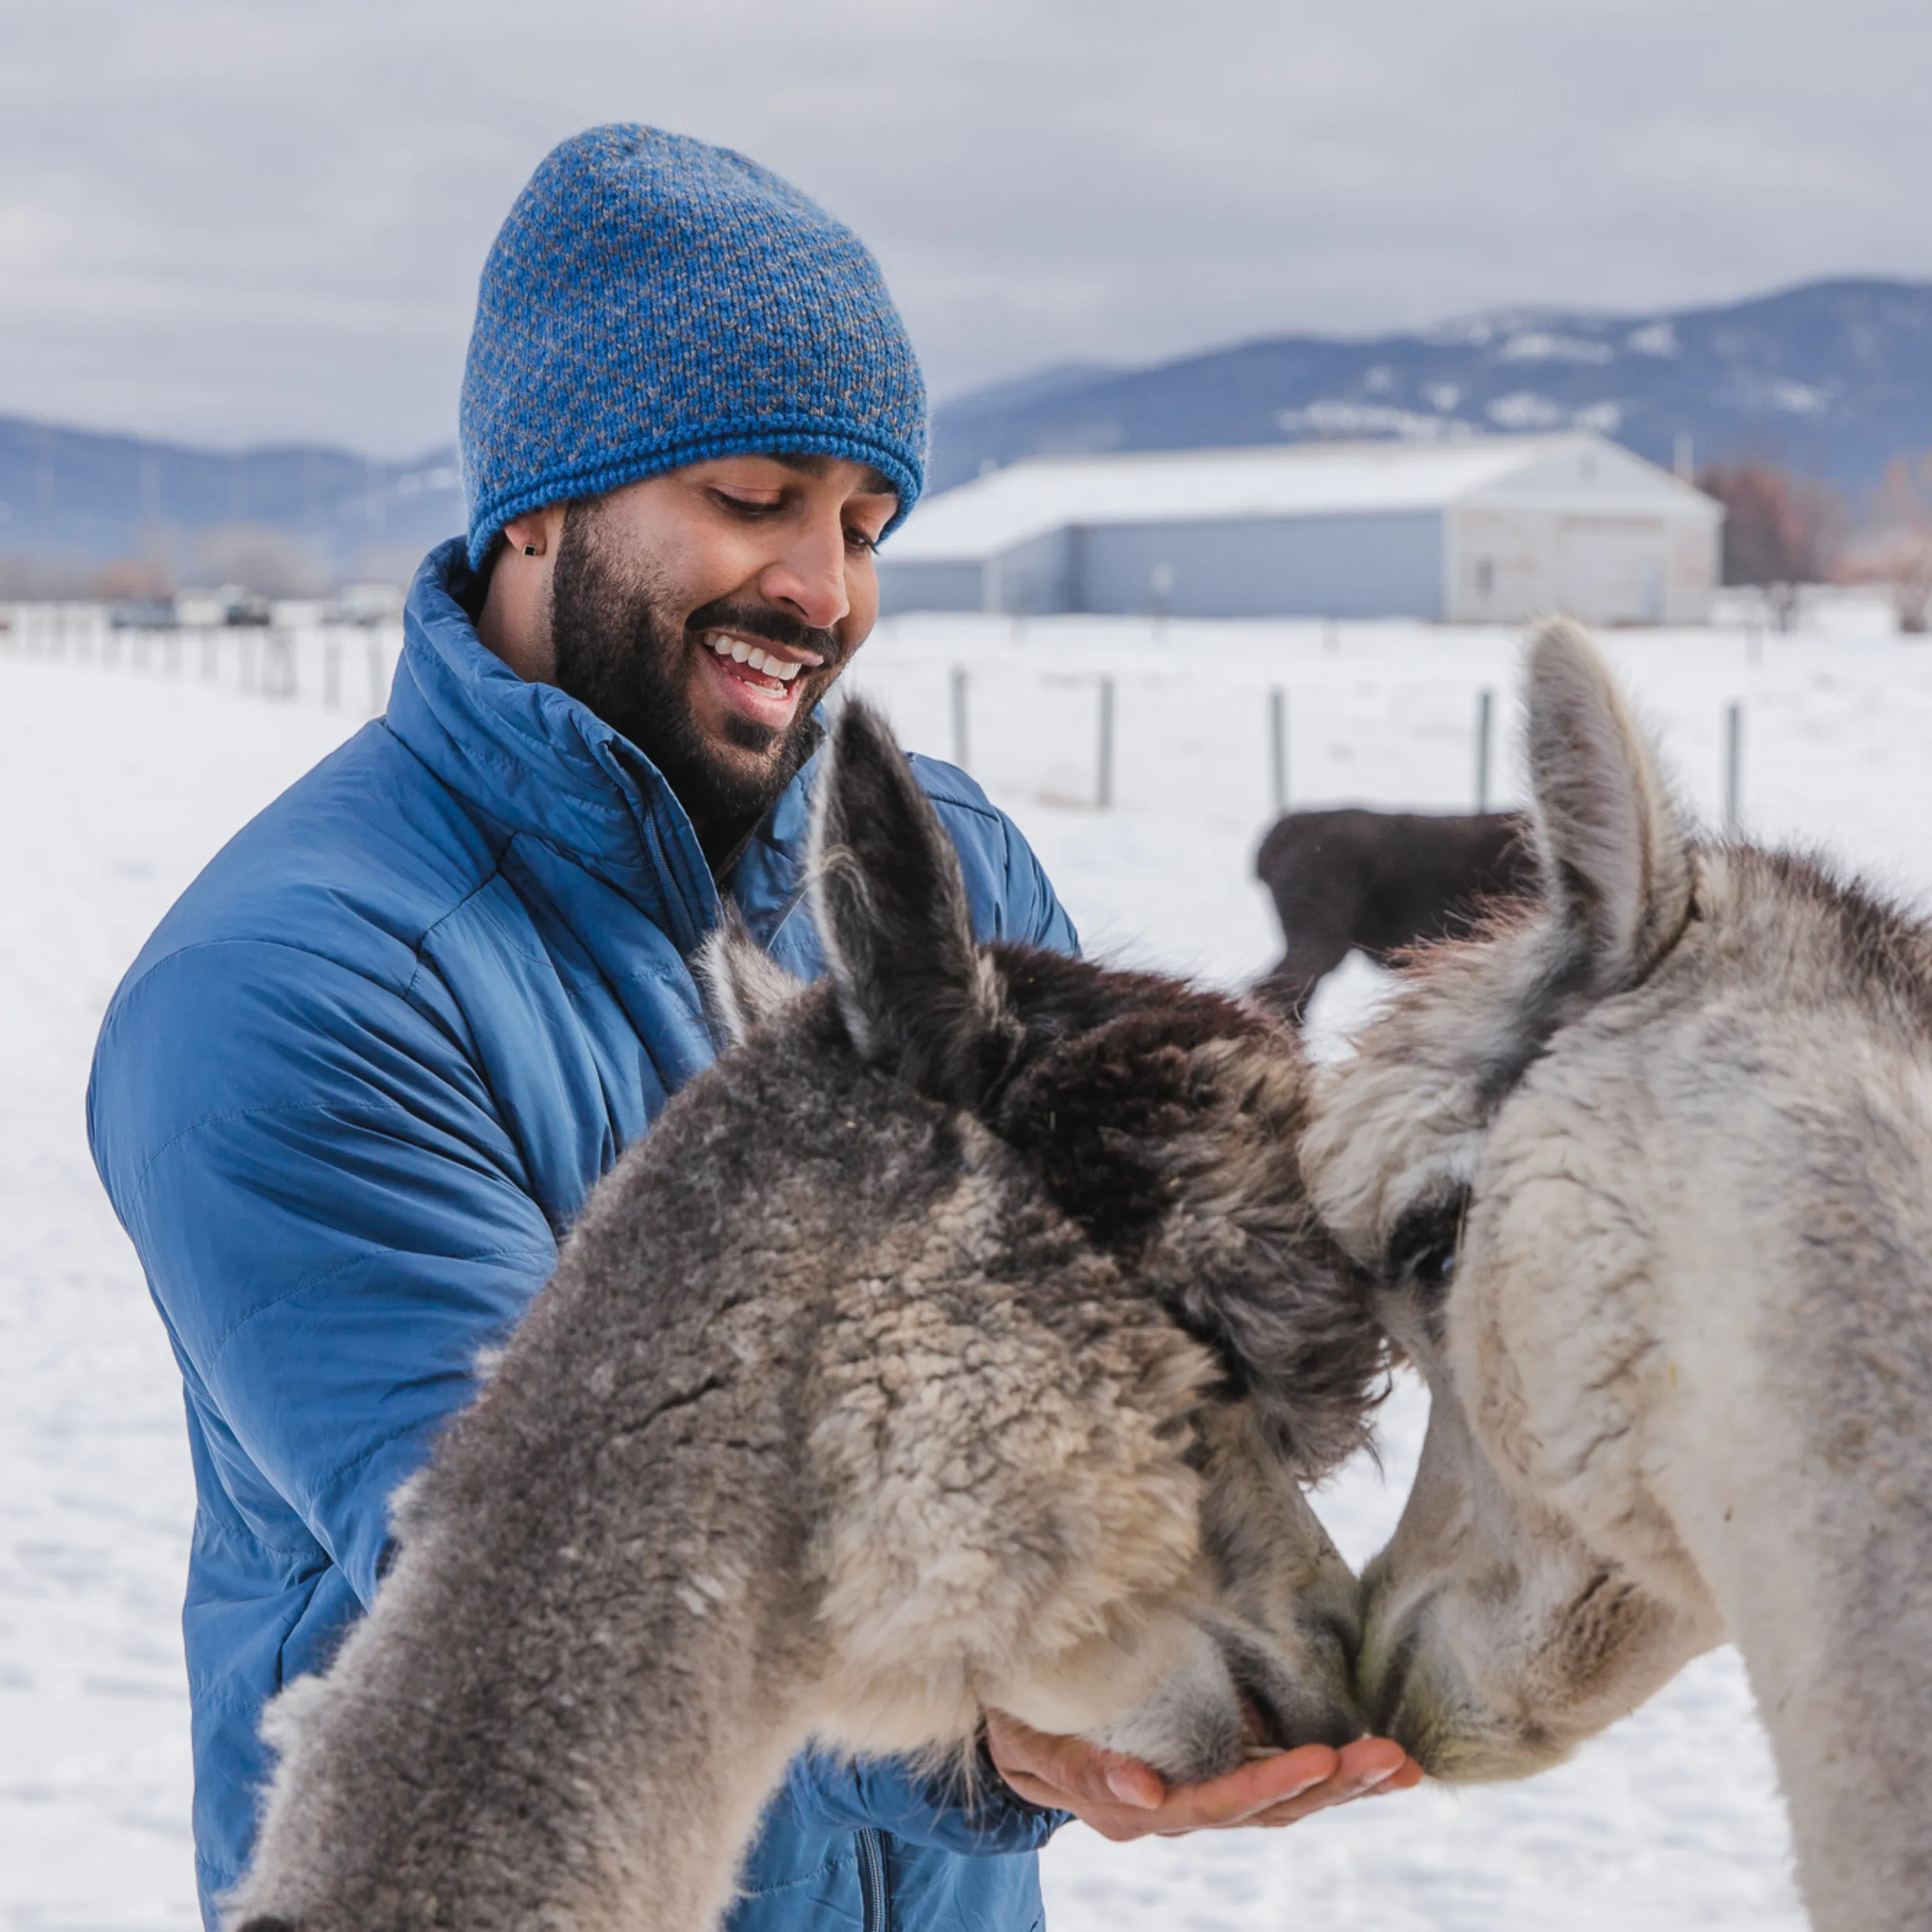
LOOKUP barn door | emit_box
[1556,517,1670,624]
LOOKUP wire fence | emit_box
[0,603,405,715]
[1,601,1761,832]
[852,654,1524,824]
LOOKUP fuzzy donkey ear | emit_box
[697,913,806,1048]
[809,700,1016,1102]
[1525,619,1693,994]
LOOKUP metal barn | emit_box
[879,433,1722,625]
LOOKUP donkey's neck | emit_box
[1654,1100,1932,1932]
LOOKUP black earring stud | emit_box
[523,543,539,557]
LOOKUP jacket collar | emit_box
[385,539,817,957]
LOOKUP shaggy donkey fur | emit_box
[228,702,1383,1932]
[1304,621,1932,1932]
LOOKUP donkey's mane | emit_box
[974,944,1380,1474]
[1734,845,1932,1023]
[982,945,1272,1254]
[1372,828,1932,1137]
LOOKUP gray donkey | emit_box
[229,701,1383,1932]
[1304,622,1932,1931]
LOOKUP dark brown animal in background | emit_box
[1254,809,1537,1023]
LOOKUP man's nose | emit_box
[756,518,851,632]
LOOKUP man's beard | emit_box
[547,502,843,864]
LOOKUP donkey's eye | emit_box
[1388,1194,1468,1298]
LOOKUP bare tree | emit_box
[192,522,330,598]
[1698,461,1845,632]
[95,557,173,601]
[1869,456,1932,635]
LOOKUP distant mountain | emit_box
[929,278,1932,503]
[9,276,1927,594]
[0,417,462,592]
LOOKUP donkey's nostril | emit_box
[1238,1693,1274,1752]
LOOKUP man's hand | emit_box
[984,1709,1423,1841]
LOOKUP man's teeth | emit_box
[703,633,806,683]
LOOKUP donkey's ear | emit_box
[697,913,806,1048]
[1524,619,1692,994]
[809,701,1016,1102]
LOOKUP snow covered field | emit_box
[12,596,1927,1929]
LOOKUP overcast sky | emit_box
[5,0,1930,457]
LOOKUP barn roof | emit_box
[887,432,1720,564]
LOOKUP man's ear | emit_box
[697,914,806,1048]
[499,503,568,562]
[809,700,1018,1104]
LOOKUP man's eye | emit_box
[845,527,880,554]
[712,491,779,517]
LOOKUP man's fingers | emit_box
[1246,1742,1426,1827]
[1334,1736,1414,1783]
[983,1709,1165,1812]
[1140,1742,1341,1831]
[984,1710,1425,1842]
[1101,1759,1165,1808]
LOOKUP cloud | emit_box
[4,0,1929,454]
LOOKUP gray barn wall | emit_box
[988,528,1077,614]
[879,510,1447,618]
[1074,512,1444,618]
[877,530,1076,617]
[876,558,984,616]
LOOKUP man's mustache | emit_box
[681,598,844,670]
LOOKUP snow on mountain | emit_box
[930,277,1932,501]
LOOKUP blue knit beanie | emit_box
[461,125,927,569]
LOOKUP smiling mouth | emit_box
[697,627,824,697]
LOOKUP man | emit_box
[89,126,1414,1932]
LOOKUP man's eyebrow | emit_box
[768,453,899,500]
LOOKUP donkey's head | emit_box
[706,701,1384,1774]
[1302,623,1725,1780]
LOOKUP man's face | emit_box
[545,454,898,854]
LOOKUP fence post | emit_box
[367,636,386,714]
[325,637,342,708]
[265,630,295,699]
[1724,701,1743,834]
[1475,688,1495,812]
[1150,562,1174,643]
[950,666,969,771]
[1096,675,1115,809]
[1268,687,1288,817]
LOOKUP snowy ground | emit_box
[12,596,1928,1928]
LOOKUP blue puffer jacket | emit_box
[88,539,1076,1930]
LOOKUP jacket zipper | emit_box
[856,1827,891,1932]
